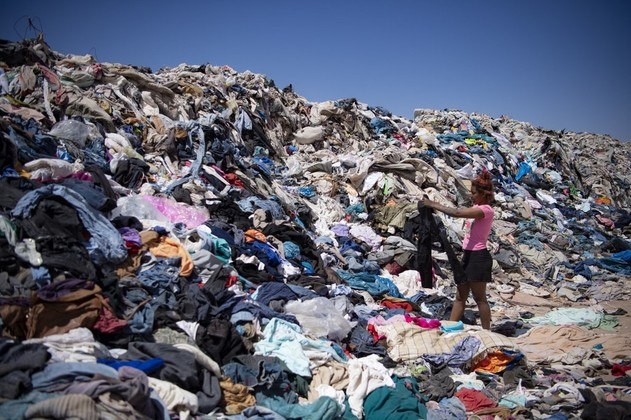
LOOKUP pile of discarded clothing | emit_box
[1,36,630,419]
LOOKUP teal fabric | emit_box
[363,376,427,420]
[440,321,464,333]
[254,318,344,377]
[210,234,232,263]
[258,395,343,420]
[342,398,359,420]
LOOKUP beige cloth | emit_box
[374,322,518,363]
[308,361,349,402]
[148,377,198,419]
[515,325,631,363]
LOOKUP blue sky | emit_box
[2,0,630,140]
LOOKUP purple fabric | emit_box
[118,227,141,246]
[36,278,92,301]
[331,224,350,237]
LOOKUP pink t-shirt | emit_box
[461,205,494,251]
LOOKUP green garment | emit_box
[373,202,417,230]
[363,376,428,420]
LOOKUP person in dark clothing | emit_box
[423,171,495,329]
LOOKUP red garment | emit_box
[225,275,239,288]
[612,363,631,377]
[366,323,384,341]
[224,173,245,188]
[596,215,615,230]
[92,304,128,334]
[455,388,497,412]
[384,261,404,275]
[381,300,414,312]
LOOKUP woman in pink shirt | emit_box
[423,171,495,329]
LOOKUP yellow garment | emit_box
[148,236,194,277]
[472,351,513,374]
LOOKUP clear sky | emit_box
[2,0,630,140]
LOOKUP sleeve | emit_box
[479,205,493,219]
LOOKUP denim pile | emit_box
[0,36,630,419]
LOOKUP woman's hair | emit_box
[472,171,494,204]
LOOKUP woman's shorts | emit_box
[462,248,493,283]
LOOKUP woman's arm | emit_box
[422,198,484,219]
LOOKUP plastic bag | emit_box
[111,195,171,225]
[143,195,209,228]
[285,297,353,341]
[293,126,324,145]
[49,119,90,148]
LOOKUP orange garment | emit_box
[148,236,194,277]
[244,229,267,243]
[596,196,612,205]
[472,351,514,374]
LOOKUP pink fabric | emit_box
[367,314,441,330]
[462,205,494,251]
[404,314,441,329]
[143,195,209,228]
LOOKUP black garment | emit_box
[491,319,526,337]
[261,223,325,275]
[17,197,85,242]
[416,295,454,321]
[0,176,38,210]
[241,112,277,156]
[123,341,222,412]
[347,324,387,357]
[0,130,18,170]
[411,205,432,288]
[503,365,535,389]
[0,235,19,276]
[59,178,116,212]
[417,367,455,400]
[34,236,97,280]
[84,164,118,203]
[234,259,278,284]
[195,317,250,365]
[175,280,218,323]
[254,282,303,306]
[205,200,252,230]
[123,342,200,390]
[0,339,50,400]
[110,216,144,231]
[601,237,631,253]
[432,213,467,284]
[171,185,192,204]
[580,388,631,420]
[113,158,149,189]
[462,249,493,283]
[289,275,331,296]
[0,269,36,296]
[404,203,466,287]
